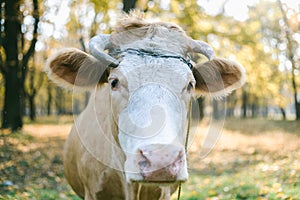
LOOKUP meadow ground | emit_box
[0,116,299,200]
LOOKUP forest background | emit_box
[0,0,299,130]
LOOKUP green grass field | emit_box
[0,117,299,200]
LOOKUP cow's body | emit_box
[46,14,246,200]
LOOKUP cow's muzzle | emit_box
[136,144,185,183]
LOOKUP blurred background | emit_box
[0,0,299,199]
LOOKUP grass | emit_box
[0,117,299,200]
[176,118,300,200]
[23,115,74,125]
[0,117,79,200]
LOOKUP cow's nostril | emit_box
[138,149,151,170]
[138,160,151,169]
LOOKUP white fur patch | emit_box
[117,54,193,94]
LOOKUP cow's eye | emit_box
[110,79,119,90]
[187,81,194,92]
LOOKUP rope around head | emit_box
[177,100,192,200]
[121,48,194,70]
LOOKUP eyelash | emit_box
[187,82,194,92]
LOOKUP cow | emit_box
[45,14,246,200]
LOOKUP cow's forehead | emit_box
[116,54,194,93]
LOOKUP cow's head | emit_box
[46,16,246,185]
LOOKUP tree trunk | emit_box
[55,87,65,115]
[241,90,248,118]
[277,0,300,120]
[29,95,36,121]
[262,106,268,118]
[2,68,23,130]
[292,80,300,120]
[1,0,23,130]
[123,0,137,13]
[296,102,300,120]
[290,53,300,120]
[192,97,205,120]
[47,82,52,116]
[226,107,234,117]
[251,103,257,118]
[25,60,44,121]
[1,0,39,130]
[198,97,205,120]
[279,107,286,120]
[226,92,237,117]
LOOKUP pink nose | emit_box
[137,144,184,182]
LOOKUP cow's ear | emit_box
[192,58,246,98]
[45,48,109,90]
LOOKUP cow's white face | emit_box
[109,53,194,182]
[45,22,246,185]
